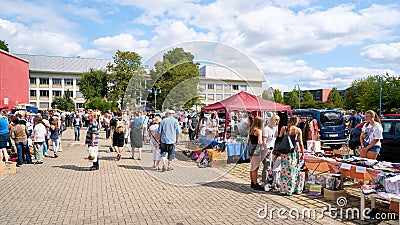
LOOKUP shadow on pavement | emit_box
[201,180,258,195]
[52,165,90,171]
[118,164,148,170]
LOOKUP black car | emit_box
[379,119,400,163]
[348,122,364,151]
[348,119,400,163]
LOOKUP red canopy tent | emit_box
[200,91,291,139]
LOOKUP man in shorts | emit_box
[157,110,181,171]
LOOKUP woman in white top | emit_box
[32,117,47,164]
[261,114,280,185]
[360,110,383,160]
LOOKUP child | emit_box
[49,121,60,158]
[270,151,281,190]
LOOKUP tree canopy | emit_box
[107,50,144,107]
[78,69,109,99]
[150,48,199,111]
[51,90,75,110]
[326,87,343,108]
[0,40,9,52]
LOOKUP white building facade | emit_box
[16,54,110,109]
[198,65,266,105]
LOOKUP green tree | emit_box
[301,91,316,108]
[384,75,400,113]
[273,89,284,103]
[262,89,274,101]
[343,86,358,110]
[107,50,143,107]
[0,40,9,52]
[284,90,299,109]
[150,48,199,110]
[78,69,109,99]
[326,87,343,108]
[51,90,75,110]
[85,97,118,113]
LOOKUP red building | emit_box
[0,49,29,111]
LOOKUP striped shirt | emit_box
[85,120,99,146]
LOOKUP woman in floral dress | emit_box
[278,115,305,195]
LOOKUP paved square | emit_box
[0,128,396,224]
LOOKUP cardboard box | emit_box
[210,159,227,168]
[0,162,17,176]
[207,149,228,161]
[0,162,7,176]
[324,188,346,201]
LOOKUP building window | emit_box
[30,77,36,84]
[53,91,62,97]
[216,94,223,101]
[199,94,206,101]
[30,90,36,96]
[53,78,62,85]
[224,84,231,91]
[39,102,49,108]
[208,94,214,101]
[39,78,49,85]
[40,90,49,97]
[76,91,84,98]
[64,79,73,86]
[216,84,223,90]
[207,84,214,90]
[224,94,231,99]
[198,83,206,90]
[30,102,37,107]
[76,103,84,109]
[64,91,72,97]
[232,85,239,90]
[240,85,247,91]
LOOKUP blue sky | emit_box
[1,0,400,92]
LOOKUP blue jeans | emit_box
[74,126,81,140]
[42,140,48,155]
[16,141,31,165]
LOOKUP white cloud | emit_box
[92,33,150,56]
[361,42,400,65]
[0,18,82,56]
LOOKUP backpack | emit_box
[116,119,125,133]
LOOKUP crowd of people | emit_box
[0,107,384,195]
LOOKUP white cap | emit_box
[168,110,175,115]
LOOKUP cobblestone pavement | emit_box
[0,128,397,224]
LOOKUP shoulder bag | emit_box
[275,128,295,154]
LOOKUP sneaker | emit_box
[54,154,58,158]
[58,149,63,152]
[89,166,99,171]
[251,183,264,191]
[109,147,114,152]
[117,154,121,161]
[162,166,166,172]
[167,167,174,171]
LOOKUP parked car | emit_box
[384,114,400,119]
[348,122,364,151]
[292,109,346,149]
[378,119,400,163]
[349,119,400,163]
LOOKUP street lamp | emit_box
[149,88,161,109]
[294,83,300,109]
[374,75,383,116]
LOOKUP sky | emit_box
[1,0,400,92]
